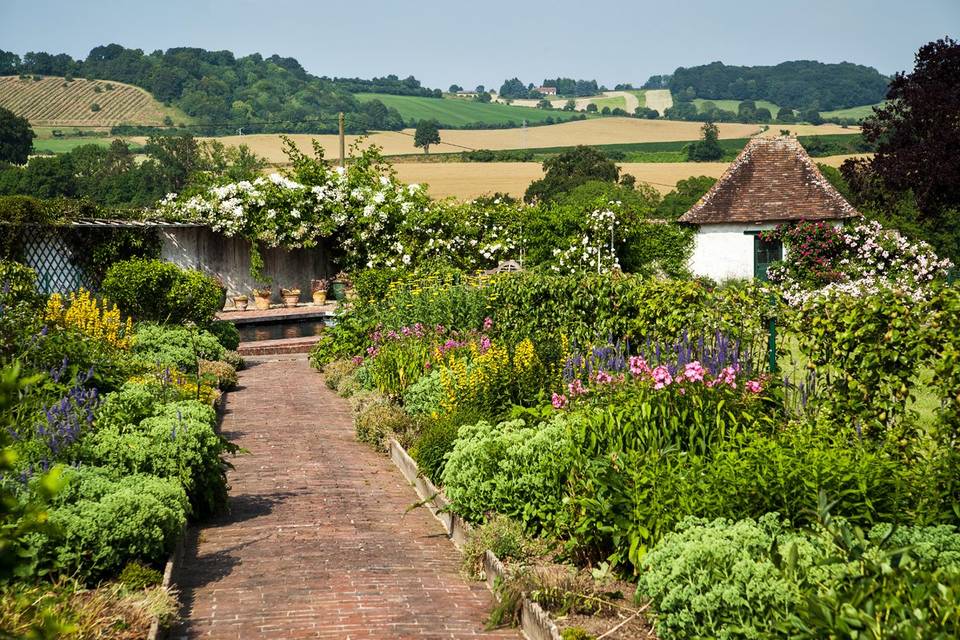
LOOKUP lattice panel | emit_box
[20,226,94,294]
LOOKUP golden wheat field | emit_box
[209,118,767,163]
[390,154,865,200]
[0,76,183,127]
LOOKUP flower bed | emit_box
[313,268,960,639]
[1,261,241,635]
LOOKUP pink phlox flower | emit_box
[682,361,706,383]
[366,346,379,357]
[483,317,494,331]
[435,324,446,334]
[595,371,614,384]
[479,335,492,353]
[718,366,738,388]
[413,322,425,336]
[651,365,672,390]
[568,379,588,397]
[424,361,432,369]
[629,355,651,377]
[352,356,363,365]
[551,392,568,409]
[401,326,412,336]
[386,330,399,340]
[370,331,383,343]
[745,379,763,394]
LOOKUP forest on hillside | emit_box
[0,45,442,134]
[667,60,889,111]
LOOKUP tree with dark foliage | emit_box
[861,36,960,217]
[524,146,621,203]
[414,120,441,154]
[0,107,34,165]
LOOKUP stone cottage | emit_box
[679,136,859,281]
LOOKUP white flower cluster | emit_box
[551,206,621,274]
[780,218,953,306]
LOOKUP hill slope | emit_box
[0,76,183,127]
[355,93,588,127]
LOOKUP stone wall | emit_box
[160,227,332,308]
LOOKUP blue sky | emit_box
[1,0,956,89]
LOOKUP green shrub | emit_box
[0,260,41,307]
[208,320,240,350]
[94,382,163,432]
[636,513,960,640]
[409,416,460,483]
[84,400,234,516]
[221,349,244,370]
[132,322,225,370]
[441,416,576,530]
[402,369,442,416]
[40,467,187,580]
[118,561,163,589]
[462,514,540,579]
[354,397,414,453]
[199,359,238,390]
[102,259,224,326]
[323,358,359,391]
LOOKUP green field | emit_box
[821,102,885,120]
[589,95,626,110]
[625,90,647,107]
[692,97,782,115]
[355,93,589,127]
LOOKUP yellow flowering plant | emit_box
[44,289,133,350]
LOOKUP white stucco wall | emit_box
[688,223,779,281]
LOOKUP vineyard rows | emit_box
[0,76,169,126]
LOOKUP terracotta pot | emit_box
[282,293,299,308]
[232,296,249,311]
[312,290,328,305]
[253,293,271,310]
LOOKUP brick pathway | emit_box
[172,355,516,639]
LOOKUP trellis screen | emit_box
[18,225,95,294]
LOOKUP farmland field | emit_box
[0,76,187,126]
[643,89,673,115]
[821,102,885,120]
[691,97,782,114]
[354,93,587,127]
[389,149,866,200]
[589,95,627,110]
[212,117,766,163]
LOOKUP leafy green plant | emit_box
[131,322,225,370]
[101,259,224,327]
[207,320,240,351]
[461,514,541,579]
[354,396,414,453]
[117,561,163,590]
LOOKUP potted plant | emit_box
[232,294,249,311]
[331,271,351,301]
[252,286,271,310]
[311,278,330,305]
[281,287,301,308]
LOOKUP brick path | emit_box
[172,355,516,639]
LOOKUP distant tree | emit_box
[803,109,823,125]
[653,175,717,219]
[144,134,203,191]
[90,102,101,112]
[536,98,552,109]
[0,107,35,165]
[475,85,485,93]
[563,99,576,111]
[585,103,598,113]
[449,84,463,93]
[754,107,772,123]
[524,146,619,203]
[776,106,795,123]
[499,78,530,99]
[601,106,611,115]
[414,120,441,154]
[664,101,697,120]
[737,100,757,121]
[634,106,659,119]
[861,36,960,216]
[474,91,492,103]
[685,122,724,162]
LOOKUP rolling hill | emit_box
[0,75,186,127]
[354,93,589,127]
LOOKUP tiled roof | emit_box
[678,136,860,224]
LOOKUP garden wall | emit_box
[161,227,332,307]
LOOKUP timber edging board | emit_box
[388,438,562,640]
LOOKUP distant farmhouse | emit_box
[679,137,858,281]
[536,86,558,96]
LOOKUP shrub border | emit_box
[388,437,562,640]
[147,523,186,640]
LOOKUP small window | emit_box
[753,235,782,281]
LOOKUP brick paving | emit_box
[171,355,516,639]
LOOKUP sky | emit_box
[1,0,956,89]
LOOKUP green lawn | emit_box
[355,93,589,127]
[821,102,885,120]
[691,97,782,115]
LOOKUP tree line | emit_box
[498,77,601,99]
[667,60,888,111]
[0,45,435,134]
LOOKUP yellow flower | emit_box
[45,289,132,349]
